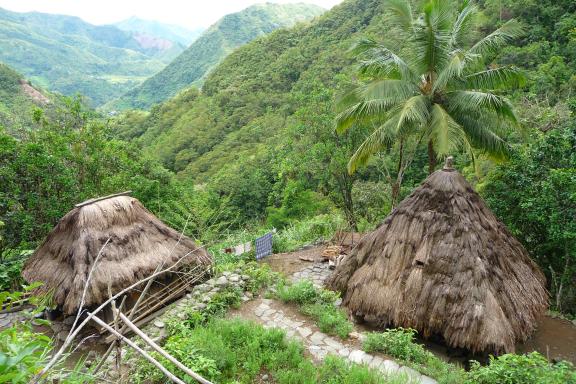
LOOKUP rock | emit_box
[63,316,76,326]
[381,359,400,374]
[399,366,421,381]
[215,276,228,286]
[229,274,240,283]
[56,330,69,342]
[419,375,438,384]
[262,374,269,381]
[153,321,165,328]
[195,303,207,310]
[241,275,250,281]
[334,298,343,307]
[222,271,232,277]
[310,331,325,344]
[348,350,371,364]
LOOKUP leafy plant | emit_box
[337,0,526,175]
[467,352,576,384]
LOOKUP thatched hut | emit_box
[328,158,548,353]
[23,193,212,316]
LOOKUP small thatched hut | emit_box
[23,193,212,316]
[328,158,548,353]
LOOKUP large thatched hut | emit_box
[328,159,548,353]
[23,193,212,316]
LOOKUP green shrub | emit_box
[363,328,428,364]
[301,303,353,339]
[363,329,465,384]
[273,214,345,253]
[467,352,576,384]
[277,280,352,339]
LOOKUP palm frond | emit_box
[469,19,524,58]
[357,47,416,81]
[348,113,400,174]
[429,103,467,156]
[384,0,415,36]
[336,80,416,133]
[464,66,526,90]
[395,95,430,136]
[450,112,511,159]
[450,1,477,48]
[433,49,466,92]
[349,38,380,56]
[446,90,519,125]
[412,1,452,74]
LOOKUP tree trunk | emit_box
[428,140,437,174]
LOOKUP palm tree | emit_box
[336,0,525,175]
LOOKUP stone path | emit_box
[252,298,436,384]
[291,262,332,287]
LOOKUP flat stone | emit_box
[309,345,327,360]
[419,376,438,384]
[215,276,228,286]
[63,316,76,326]
[369,356,384,369]
[154,321,165,328]
[323,337,344,350]
[381,359,400,374]
[297,326,312,338]
[229,275,240,283]
[399,366,422,381]
[338,348,350,357]
[222,271,232,277]
[348,350,371,364]
[310,331,325,344]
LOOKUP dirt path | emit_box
[230,249,437,384]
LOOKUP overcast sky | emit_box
[0,0,344,29]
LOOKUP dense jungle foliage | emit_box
[0,0,575,320]
[108,0,576,316]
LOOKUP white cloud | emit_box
[0,0,343,29]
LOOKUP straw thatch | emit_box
[328,161,548,353]
[23,195,212,315]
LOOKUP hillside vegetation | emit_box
[0,7,178,106]
[105,3,326,111]
[112,0,576,316]
[0,63,58,134]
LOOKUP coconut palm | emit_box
[336,0,525,174]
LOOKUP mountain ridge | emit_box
[104,2,326,111]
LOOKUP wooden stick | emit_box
[88,313,186,384]
[118,312,213,384]
[75,191,132,208]
[33,248,209,383]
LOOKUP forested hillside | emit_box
[112,0,576,316]
[0,7,178,106]
[105,3,326,111]
[0,63,57,134]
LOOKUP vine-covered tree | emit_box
[337,0,525,175]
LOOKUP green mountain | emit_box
[113,16,204,46]
[105,3,326,111]
[0,63,56,133]
[0,7,177,106]
[113,0,376,176]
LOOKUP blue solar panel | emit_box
[255,233,273,260]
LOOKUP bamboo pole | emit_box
[88,313,186,384]
[118,312,213,384]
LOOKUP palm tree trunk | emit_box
[428,140,437,174]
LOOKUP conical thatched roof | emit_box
[23,194,212,315]
[328,161,548,353]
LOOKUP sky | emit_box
[0,0,344,30]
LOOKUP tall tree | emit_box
[337,0,525,175]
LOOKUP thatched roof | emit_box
[328,160,548,353]
[23,194,212,315]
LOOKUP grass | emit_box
[276,280,353,339]
[134,318,410,384]
[363,328,466,384]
